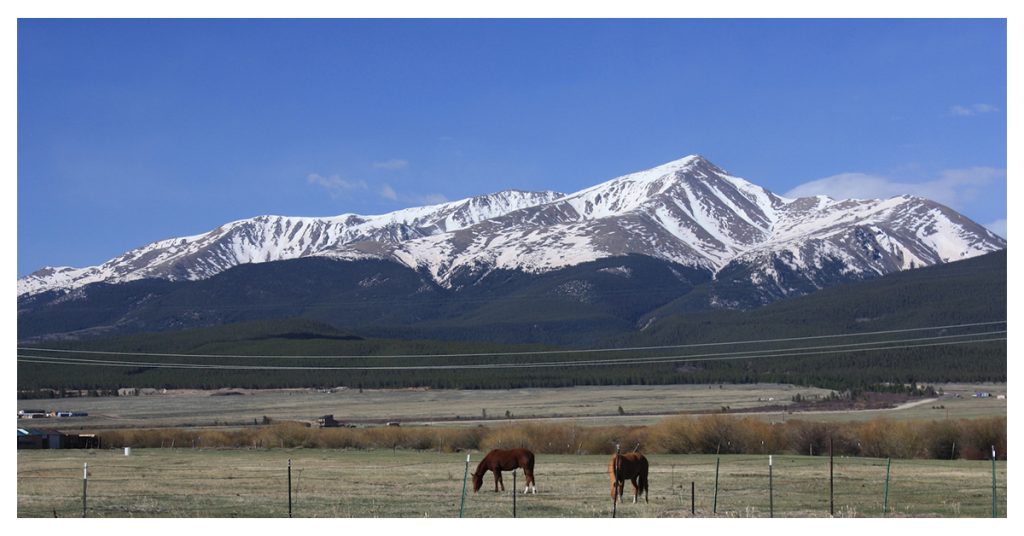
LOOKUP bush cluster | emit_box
[97,415,1006,460]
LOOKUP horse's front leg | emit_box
[495,470,504,492]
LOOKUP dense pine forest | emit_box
[18,250,1006,394]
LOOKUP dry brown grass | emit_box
[93,415,1006,462]
[17,449,1007,518]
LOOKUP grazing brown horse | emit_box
[472,448,537,494]
[608,452,649,505]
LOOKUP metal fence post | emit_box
[459,454,470,518]
[288,458,292,518]
[883,457,891,516]
[769,455,774,518]
[512,469,517,518]
[829,437,834,517]
[612,444,621,518]
[81,463,88,518]
[713,456,720,514]
[690,481,695,516]
[991,446,997,518]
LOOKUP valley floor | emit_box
[17,382,1006,431]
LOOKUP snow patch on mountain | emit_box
[18,155,1006,301]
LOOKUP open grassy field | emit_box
[17,448,1006,518]
[16,382,1006,431]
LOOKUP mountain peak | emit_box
[652,154,705,172]
[17,154,1006,299]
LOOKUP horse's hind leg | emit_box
[631,477,640,504]
[525,470,536,494]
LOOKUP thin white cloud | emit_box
[372,159,409,170]
[379,183,398,201]
[985,219,1007,239]
[306,173,368,198]
[784,167,1006,211]
[308,173,448,207]
[949,103,1000,117]
[415,193,449,205]
[377,184,448,206]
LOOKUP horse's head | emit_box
[471,470,484,492]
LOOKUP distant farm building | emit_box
[17,428,101,449]
[318,415,340,428]
[18,428,63,449]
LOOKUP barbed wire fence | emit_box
[16,449,1007,518]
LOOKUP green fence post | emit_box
[769,455,774,518]
[459,454,470,518]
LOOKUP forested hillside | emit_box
[18,251,1006,393]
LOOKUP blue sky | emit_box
[17,18,1007,277]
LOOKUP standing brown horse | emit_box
[608,452,649,505]
[472,448,537,494]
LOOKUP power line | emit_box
[17,331,1004,366]
[17,320,1006,360]
[17,336,1006,371]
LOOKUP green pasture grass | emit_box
[17,448,1007,518]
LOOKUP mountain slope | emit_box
[18,255,709,344]
[18,250,1006,391]
[17,189,564,296]
[19,155,1005,311]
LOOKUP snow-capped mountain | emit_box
[17,189,563,296]
[18,155,1005,302]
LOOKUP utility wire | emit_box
[17,336,1006,371]
[17,320,1006,360]
[16,331,1005,365]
